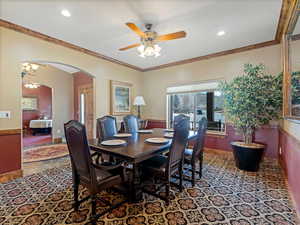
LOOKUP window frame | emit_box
[80,93,85,124]
[283,0,300,121]
[166,82,226,135]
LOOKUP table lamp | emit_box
[133,96,146,118]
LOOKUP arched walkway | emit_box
[21,60,96,175]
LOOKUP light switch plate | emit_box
[0,111,11,119]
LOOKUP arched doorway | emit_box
[21,60,95,175]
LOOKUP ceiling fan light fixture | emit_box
[120,23,185,58]
[137,44,161,58]
[61,9,71,17]
[217,30,225,36]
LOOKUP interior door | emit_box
[77,84,94,138]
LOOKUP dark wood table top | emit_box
[89,128,197,163]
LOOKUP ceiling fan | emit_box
[119,23,186,58]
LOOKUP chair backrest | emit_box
[123,115,139,133]
[96,116,118,140]
[192,117,208,160]
[64,120,95,182]
[139,119,148,129]
[167,114,190,174]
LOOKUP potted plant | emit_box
[219,64,282,172]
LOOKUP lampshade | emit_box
[133,96,146,106]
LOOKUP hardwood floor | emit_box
[22,156,69,176]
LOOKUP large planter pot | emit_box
[231,141,265,172]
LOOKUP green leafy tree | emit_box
[219,64,282,144]
[291,71,300,105]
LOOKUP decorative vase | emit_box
[231,141,265,172]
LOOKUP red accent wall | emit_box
[205,124,279,158]
[73,72,93,121]
[147,120,167,129]
[279,129,300,215]
[146,119,279,158]
[0,134,21,174]
[22,85,52,131]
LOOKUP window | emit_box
[80,93,85,124]
[167,82,225,133]
[283,1,300,120]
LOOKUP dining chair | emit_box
[64,120,126,224]
[141,114,190,204]
[139,119,148,129]
[96,116,118,140]
[184,117,207,186]
[123,114,139,133]
[96,115,120,163]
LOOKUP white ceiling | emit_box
[0,0,282,69]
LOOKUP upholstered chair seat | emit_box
[142,155,168,175]
[183,148,193,161]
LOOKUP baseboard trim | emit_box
[0,129,22,136]
[0,169,23,183]
[281,166,300,222]
[53,137,63,144]
[203,147,232,155]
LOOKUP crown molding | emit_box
[142,40,279,72]
[275,0,300,42]
[0,19,282,73]
[0,19,143,72]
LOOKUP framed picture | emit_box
[110,80,132,115]
[22,96,38,110]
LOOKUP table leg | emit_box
[130,163,142,202]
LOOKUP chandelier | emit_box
[21,62,40,88]
[137,29,161,58]
[24,83,40,89]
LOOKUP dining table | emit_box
[88,128,197,202]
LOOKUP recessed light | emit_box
[217,30,225,36]
[61,9,71,17]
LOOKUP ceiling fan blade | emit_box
[126,23,145,37]
[157,31,186,42]
[119,43,141,51]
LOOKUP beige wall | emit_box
[141,43,300,142]
[0,26,299,142]
[0,27,142,131]
[141,44,282,120]
[25,66,74,138]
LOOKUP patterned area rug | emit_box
[23,144,69,163]
[0,153,298,225]
[23,135,52,148]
